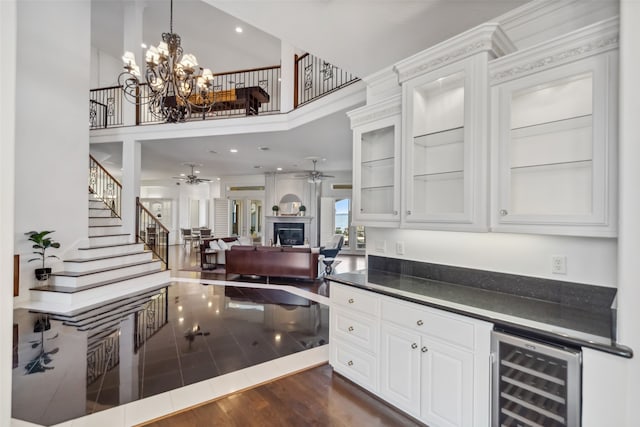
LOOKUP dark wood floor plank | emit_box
[141,364,422,427]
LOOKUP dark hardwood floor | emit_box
[140,364,423,427]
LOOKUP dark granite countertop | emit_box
[328,269,632,358]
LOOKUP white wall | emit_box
[90,47,121,88]
[14,2,91,299]
[367,228,617,286]
[0,0,17,425]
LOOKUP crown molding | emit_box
[393,23,516,83]
[346,94,401,128]
[490,16,619,84]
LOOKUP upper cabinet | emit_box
[395,24,515,231]
[489,18,618,237]
[348,95,402,227]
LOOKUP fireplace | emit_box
[274,222,305,246]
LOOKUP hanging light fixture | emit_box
[118,0,216,123]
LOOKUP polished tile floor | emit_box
[11,246,364,426]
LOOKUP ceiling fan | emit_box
[296,158,334,184]
[172,163,212,185]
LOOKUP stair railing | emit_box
[136,197,169,270]
[89,155,122,218]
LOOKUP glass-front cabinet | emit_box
[348,95,402,227]
[489,18,618,237]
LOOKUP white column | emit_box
[617,2,640,425]
[122,138,141,237]
[280,41,296,112]
[122,2,145,126]
[0,1,16,425]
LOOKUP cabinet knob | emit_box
[347,360,354,366]
[499,209,508,216]
[348,326,354,332]
[360,208,364,212]
[348,298,354,304]
[407,210,412,215]
[411,343,418,349]
[421,346,428,353]
[393,210,398,215]
[416,320,424,326]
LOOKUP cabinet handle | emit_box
[348,360,354,366]
[393,210,398,215]
[499,209,508,216]
[416,320,424,326]
[411,343,418,349]
[348,298,354,304]
[407,210,412,215]
[421,346,428,353]
[348,326,354,332]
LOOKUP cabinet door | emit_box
[379,323,421,417]
[402,57,488,231]
[420,336,474,427]
[491,52,617,237]
[353,114,401,226]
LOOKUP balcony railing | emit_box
[294,53,359,107]
[90,54,358,129]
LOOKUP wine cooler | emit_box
[491,330,582,427]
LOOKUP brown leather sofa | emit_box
[225,245,319,281]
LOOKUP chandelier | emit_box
[118,0,216,123]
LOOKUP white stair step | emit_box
[89,208,113,218]
[89,199,109,209]
[50,260,161,287]
[28,271,171,313]
[62,251,153,273]
[89,225,124,236]
[76,243,145,259]
[89,217,122,226]
[89,233,130,246]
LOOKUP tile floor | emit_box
[12,247,364,427]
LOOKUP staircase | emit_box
[26,197,171,315]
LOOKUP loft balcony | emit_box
[89,53,359,130]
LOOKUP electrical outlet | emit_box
[396,241,405,255]
[551,256,567,274]
[375,240,386,253]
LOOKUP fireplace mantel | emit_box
[265,216,315,246]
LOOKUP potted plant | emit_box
[299,205,307,216]
[272,205,280,216]
[25,230,61,281]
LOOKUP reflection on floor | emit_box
[11,246,363,426]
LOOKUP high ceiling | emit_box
[90,0,530,181]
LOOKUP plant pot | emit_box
[35,268,51,281]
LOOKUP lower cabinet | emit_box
[330,282,492,427]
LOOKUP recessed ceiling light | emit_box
[180,173,185,177]
[194,170,200,174]
[253,165,262,169]
[141,42,147,49]
[276,167,283,171]
[216,177,221,181]
[230,149,238,153]
[209,150,217,154]
[235,26,243,33]
[258,146,269,151]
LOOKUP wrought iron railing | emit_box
[89,155,122,218]
[89,85,123,129]
[134,288,169,352]
[295,53,359,107]
[86,330,119,385]
[138,65,281,124]
[136,197,169,269]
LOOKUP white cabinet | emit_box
[348,95,402,227]
[329,284,380,392]
[394,23,514,231]
[329,282,492,426]
[489,18,618,237]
